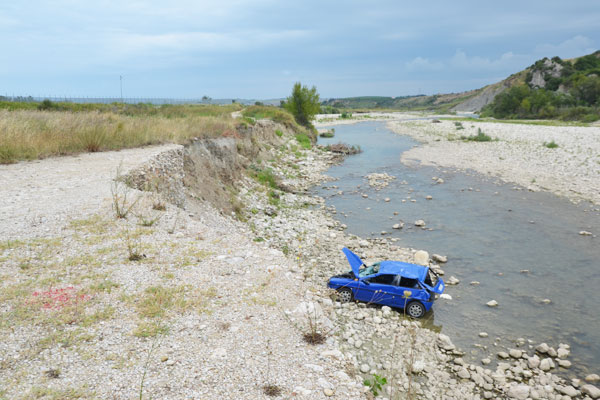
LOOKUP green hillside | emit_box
[481,51,600,121]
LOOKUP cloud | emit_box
[450,50,522,71]
[534,35,596,59]
[109,29,312,56]
[405,57,443,71]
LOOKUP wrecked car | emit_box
[327,247,445,318]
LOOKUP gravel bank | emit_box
[387,119,600,205]
[1,122,598,399]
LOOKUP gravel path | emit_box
[0,144,182,240]
[0,145,363,399]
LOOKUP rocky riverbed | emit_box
[387,118,600,206]
[1,119,598,399]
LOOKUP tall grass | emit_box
[0,110,237,164]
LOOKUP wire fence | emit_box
[0,95,252,105]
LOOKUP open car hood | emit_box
[342,247,364,278]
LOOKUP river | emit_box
[315,121,600,376]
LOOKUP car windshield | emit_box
[358,262,380,277]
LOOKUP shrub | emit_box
[340,112,352,119]
[283,82,320,127]
[544,140,559,148]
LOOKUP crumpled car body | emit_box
[327,247,445,318]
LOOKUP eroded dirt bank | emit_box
[1,119,599,399]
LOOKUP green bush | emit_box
[283,82,320,127]
[544,140,559,148]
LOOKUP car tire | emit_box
[337,288,353,303]
[406,301,425,318]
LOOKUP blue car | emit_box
[327,247,445,318]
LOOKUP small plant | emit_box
[363,374,387,397]
[544,140,559,148]
[262,339,282,397]
[111,166,140,219]
[138,330,164,400]
[340,112,352,119]
[462,128,493,142]
[152,201,166,211]
[136,212,162,227]
[295,133,312,149]
[454,121,464,130]
[275,129,283,137]
[124,229,145,261]
[45,369,60,379]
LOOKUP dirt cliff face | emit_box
[183,120,287,214]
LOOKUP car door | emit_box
[391,276,421,309]
[356,274,397,306]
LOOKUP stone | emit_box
[440,293,452,300]
[362,194,368,198]
[414,219,426,227]
[557,347,570,359]
[507,384,530,399]
[528,355,540,369]
[392,223,403,229]
[436,178,444,184]
[470,281,480,285]
[547,347,557,357]
[557,359,571,368]
[324,388,334,397]
[558,385,578,397]
[426,195,433,200]
[414,250,429,265]
[447,276,460,285]
[479,332,488,338]
[360,364,370,373]
[497,351,509,359]
[457,368,470,379]
[481,358,491,365]
[438,333,456,351]
[432,253,447,263]
[579,230,592,236]
[539,357,555,371]
[486,300,498,307]
[582,384,600,399]
[384,197,390,202]
[536,343,549,354]
[509,349,522,359]
[586,374,600,383]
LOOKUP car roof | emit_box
[378,261,428,281]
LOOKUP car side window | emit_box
[399,277,419,288]
[367,274,395,285]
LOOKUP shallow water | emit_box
[316,121,600,375]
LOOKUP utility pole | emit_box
[120,75,123,102]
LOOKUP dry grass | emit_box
[0,109,237,164]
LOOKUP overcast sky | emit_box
[1,1,598,99]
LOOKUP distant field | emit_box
[0,102,300,164]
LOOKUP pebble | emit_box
[486,300,498,307]
[414,219,426,227]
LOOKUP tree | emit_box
[284,82,320,127]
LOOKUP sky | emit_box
[1,1,599,99]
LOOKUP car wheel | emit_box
[406,301,425,318]
[338,288,353,303]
